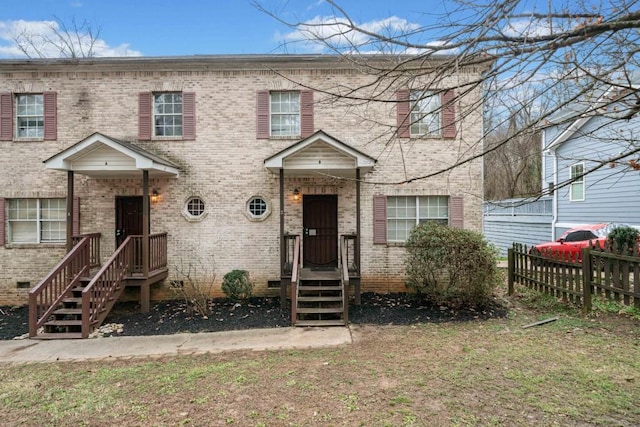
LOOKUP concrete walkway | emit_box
[0,327,353,364]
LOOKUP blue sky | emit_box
[0,0,455,57]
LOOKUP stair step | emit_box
[53,308,83,316]
[62,297,83,305]
[298,296,343,302]
[295,319,346,327]
[298,286,342,291]
[297,307,343,314]
[44,319,83,327]
[32,332,84,340]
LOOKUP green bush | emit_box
[607,226,639,255]
[404,222,502,307]
[221,269,253,301]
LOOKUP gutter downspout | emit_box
[551,147,558,241]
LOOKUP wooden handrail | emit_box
[81,236,132,338]
[72,233,101,269]
[340,235,350,321]
[290,235,301,323]
[29,236,91,337]
[128,232,168,275]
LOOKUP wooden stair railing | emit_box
[340,235,350,323]
[28,234,101,338]
[80,236,134,338]
[290,235,301,325]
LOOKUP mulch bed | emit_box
[0,293,508,340]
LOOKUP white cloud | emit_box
[0,19,142,58]
[275,15,424,53]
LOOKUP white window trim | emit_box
[181,196,208,222]
[410,90,441,138]
[387,195,449,242]
[153,92,183,138]
[244,195,271,222]
[570,162,585,202]
[15,94,44,140]
[8,198,65,244]
[270,91,300,138]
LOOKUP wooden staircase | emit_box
[294,269,347,326]
[35,275,125,339]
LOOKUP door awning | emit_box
[264,130,376,178]
[43,132,180,178]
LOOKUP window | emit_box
[386,196,449,242]
[270,91,300,137]
[138,92,195,140]
[186,197,205,218]
[7,198,65,243]
[570,163,585,201]
[256,90,314,139]
[410,91,441,137]
[154,93,182,137]
[246,196,270,220]
[0,92,57,141]
[16,94,43,138]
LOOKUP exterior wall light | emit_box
[292,188,300,201]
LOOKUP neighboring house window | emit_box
[410,91,441,137]
[16,94,43,138]
[0,92,57,141]
[138,92,195,140]
[396,89,456,139]
[256,90,314,139]
[246,196,270,221]
[7,198,65,244]
[386,196,449,242]
[373,195,464,244]
[570,163,585,201]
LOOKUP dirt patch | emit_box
[0,292,508,340]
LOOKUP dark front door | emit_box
[303,195,338,268]
[115,196,144,247]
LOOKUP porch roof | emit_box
[264,130,376,178]
[43,132,180,178]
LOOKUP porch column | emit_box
[66,171,74,252]
[142,170,150,278]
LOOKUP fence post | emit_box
[581,247,592,314]
[507,247,515,295]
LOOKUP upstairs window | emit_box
[154,93,183,137]
[0,92,57,141]
[256,89,314,139]
[396,89,456,139]
[570,163,585,201]
[138,92,195,140]
[410,91,441,137]
[270,91,300,137]
[16,94,44,138]
[7,198,65,244]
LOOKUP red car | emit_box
[530,223,626,262]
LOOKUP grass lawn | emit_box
[1,286,639,426]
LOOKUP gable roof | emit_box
[44,132,180,178]
[264,130,376,178]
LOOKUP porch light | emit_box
[292,188,300,201]
[151,189,159,203]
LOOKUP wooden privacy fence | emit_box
[508,243,640,312]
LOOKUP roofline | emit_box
[0,53,490,72]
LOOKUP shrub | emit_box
[221,269,253,301]
[607,225,639,256]
[404,222,502,307]
[172,256,216,317]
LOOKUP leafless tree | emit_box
[255,0,640,196]
[9,16,102,58]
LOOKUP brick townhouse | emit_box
[0,55,487,335]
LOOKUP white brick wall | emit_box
[0,56,486,304]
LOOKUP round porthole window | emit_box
[182,196,208,222]
[246,196,270,221]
